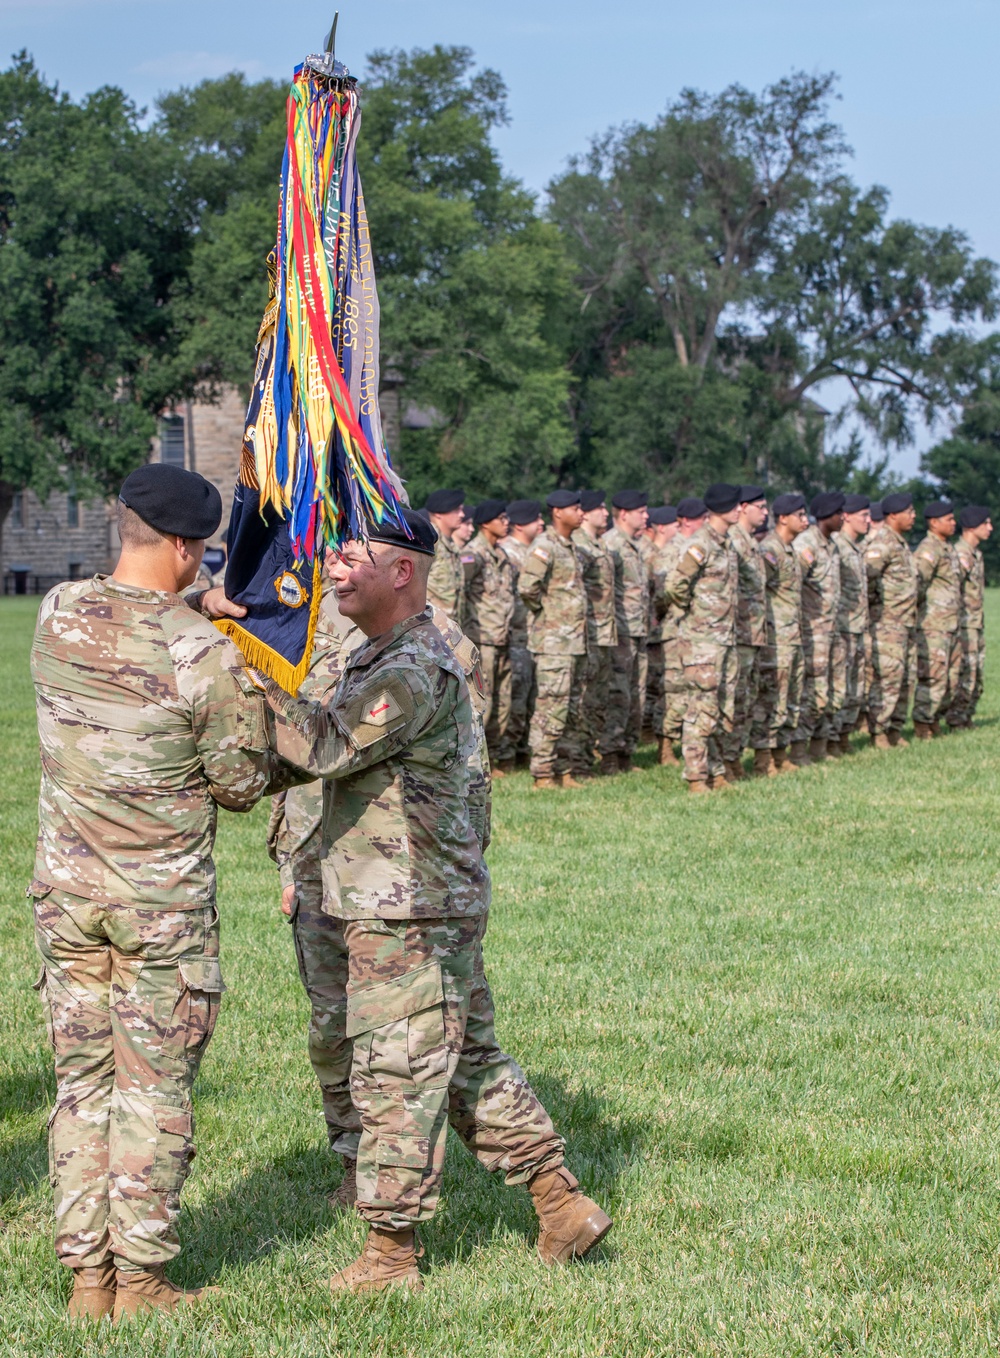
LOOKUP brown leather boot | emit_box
[826,737,842,758]
[724,759,746,782]
[773,747,796,774]
[707,774,732,792]
[327,1155,357,1213]
[871,731,892,750]
[887,729,909,748]
[528,1166,612,1265]
[496,759,517,775]
[687,779,711,795]
[598,754,619,777]
[808,737,827,761]
[532,776,560,790]
[913,721,933,740]
[752,748,776,778]
[560,773,586,789]
[619,752,633,773]
[657,737,680,766]
[113,1267,220,1320]
[328,1226,424,1293]
[789,740,812,767]
[67,1262,116,1321]
[838,732,853,755]
[931,719,943,737]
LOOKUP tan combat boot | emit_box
[871,731,892,750]
[528,1166,612,1265]
[789,740,812,767]
[114,1267,220,1320]
[598,754,619,777]
[808,737,827,762]
[707,774,732,792]
[687,779,711,795]
[532,776,560,791]
[657,737,680,766]
[67,1262,117,1321]
[724,759,746,782]
[560,773,586,789]
[328,1226,424,1294]
[838,732,853,755]
[887,729,909,748]
[773,747,796,774]
[327,1155,357,1213]
[913,721,933,740]
[931,719,943,737]
[826,737,843,759]
[752,748,776,778]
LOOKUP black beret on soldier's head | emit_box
[119,463,223,540]
[580,489,606,512]
[546,489,582,509]
[810,490,846,520]
[365,507,438,556]
[424,488,465,515]
[924,498,954,520]
[960,504,991,529]
[842,493,870,514]
[869,502,885,522]
[648,506,678,526]
[611,489,648,511]
[472,498,507,527]
[738,485,766,505]
[772,492,807,518]
[677,497,707,520]
[881,491,913,516]
[704,483,740,514]
[506,498,542,526]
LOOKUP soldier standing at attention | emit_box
[572,490,618,778]
[641,508,678,740]
[650,499,707,768]
[790,492,844,765]
[500,500,544,769]
[949,505,992,729]
[461,500,516,769]
[29,465,274,1321]
[830,494,871,755]
[600,491,650,774]
[518,491,588,790]
[866,492,918,749]
[260,509,611,1292]
[912,500,963,739]
[750,493,808,775]
[425,489,467,625]
[722,487,768,780]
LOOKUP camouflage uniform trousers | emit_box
[913,629,963,725]
[528,652,586,778]
[507,645,536,761]
[599,637,649,758]
[33,887,223,1271]
[793,630,836,744]
[831,631,867,737]
[344,913,564,1228]
[867,626,916,735]
[578,644,613,772]
[659,639,687,742]
[750,643,803,751]
[644,641,663,734]
[721,644,761,764]
[947,627,985,728]
[478,642,514,765]
[680,644,739,783]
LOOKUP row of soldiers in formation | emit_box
[416,484,993,793]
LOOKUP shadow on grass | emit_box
[0,1062,52,1215]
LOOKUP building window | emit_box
[11,492,24,529]
[66,491,79,528]
[160,414,186,467]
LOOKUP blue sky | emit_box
[5,0,998,471]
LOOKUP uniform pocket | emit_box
[161,957,226,1060]
[149,1106,195,1191]
[347,961,448,1089]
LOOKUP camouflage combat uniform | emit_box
[649,535,688,744]
[500,536,536,763]
[949,535,986,728]
[263,608,563,1228]
[461,532,516,763]
[832,530,869,737]
[599,527,649,760]
[722,521,767,763]
[572,526,618,771]
[663,524,739,782]
[427,532,465,626]
[865,524,918,736]
[30,576,272,1274]
[750,531,804,751]
[517,530,588,778]
[912,532,963,726]
[793,525,841,745]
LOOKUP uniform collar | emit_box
[347,607,433,669]
[96,573,181,603]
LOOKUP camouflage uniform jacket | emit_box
[499,536,530,648]
[865,525,917,630]
[427,533,465,626]
[794,525,841,639]
[649,536,688,643]
[572,528,618,648]
[517,531,587,657]
[833,532,869,634]
[603,526,649,639]
[914,533,962,632]
[730,522,767,648]
[956,538,986,631]
[30,575,273,908]
[759,530,803,646]
[461,532,515,647]
[264,607,489,920]
[662,523,738,650]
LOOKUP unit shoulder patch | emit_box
[342,674,416,750]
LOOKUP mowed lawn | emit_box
[4,594,1000,1357]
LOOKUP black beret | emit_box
[473,498,507,527]
[611,489,648,510]
[119,463,223,539]
[580,489,606,512]
[869,503,885,522]
[365,506,438,556]
[677,497,707,519]
[506,499,542,526]
[882,492,913,515]
[648,506,678,526]
[924,499,954,520]
[960,504,991,529]
[425,489,465,514]
[738,485,766,504]
[772,492,807,518]
[546,489,582,509]
[842,494,870,514]
[810,490,846,520]
[704,482,740,514]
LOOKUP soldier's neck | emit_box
[962,530,981,549]
[930,528,951,545]
[112,547,190,595]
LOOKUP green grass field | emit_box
[4,593,1000,1355]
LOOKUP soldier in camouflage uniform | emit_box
[572,490,618,777]
[791,492,844,765]
[830,493,871,754]
[500,500,544,767]
[750,493,808,774]
[912,500,963,738]
[599,490,650,774]
[949,505,992,728]
[262,509,611,1292]
[722,487,768,779]
[650,499,707,766]
[425,488,466,625]
[29,465,275,1321]
[641,507,678,739]
[517,491,588,789]
[461,499,516,767]
[662,484,740,792]
[865,492,918,748]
